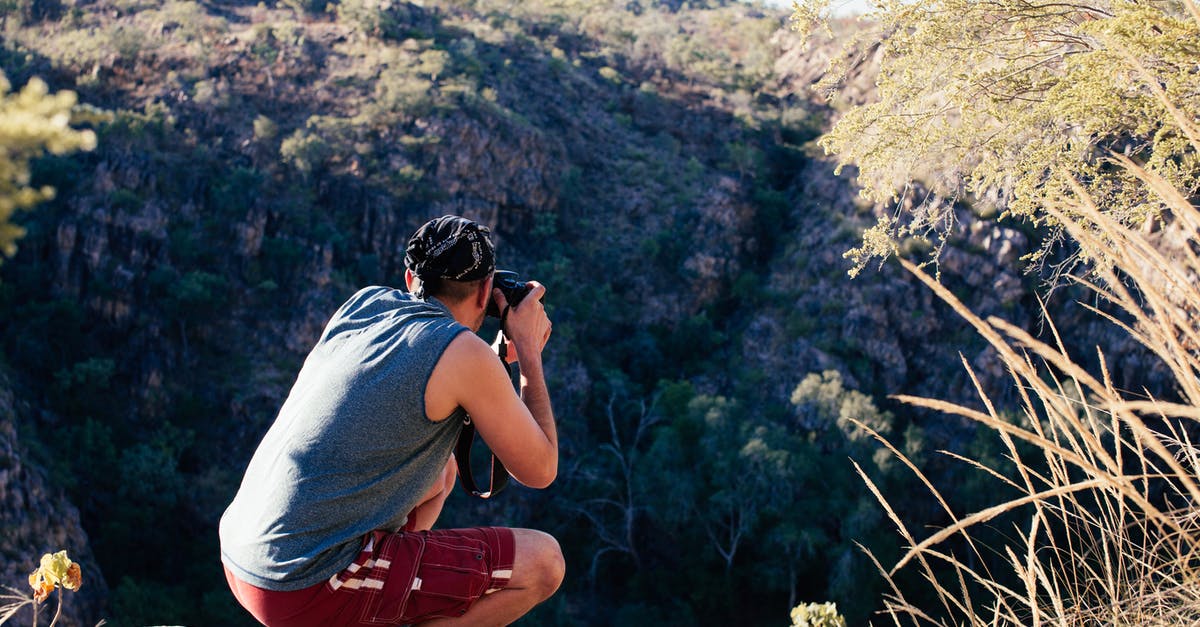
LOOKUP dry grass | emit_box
[862,10,1200,623]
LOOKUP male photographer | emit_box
[220,215,563,626]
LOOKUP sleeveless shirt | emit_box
[219,286,467,590]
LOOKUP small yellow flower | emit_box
[27,550,83,604]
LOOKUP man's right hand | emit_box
[494,281,551,361]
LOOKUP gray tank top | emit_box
[219,286,467,590]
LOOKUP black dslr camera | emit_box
[486,270,536,318]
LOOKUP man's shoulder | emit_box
[343,285,407,310]
[334,286,449,321]
[439,328,492,365]
[426,326,508,420]
[316,286,460,347]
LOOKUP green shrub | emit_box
[280,129,332,174]
[280,0,325,14]
[338,0,421,39]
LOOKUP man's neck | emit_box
[439,297,483,332]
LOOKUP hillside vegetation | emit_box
[0,1,1173,625]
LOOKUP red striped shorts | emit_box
[225,527,516,626]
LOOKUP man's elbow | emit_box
[521,457,557,489]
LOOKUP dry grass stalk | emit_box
[866,140,1200,625]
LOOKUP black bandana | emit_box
[404,215,495,296]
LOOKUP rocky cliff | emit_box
[0,376,107,626]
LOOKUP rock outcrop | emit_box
[0,376,108,626]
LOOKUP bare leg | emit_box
[416,528,565,627]
[408,455,457,532]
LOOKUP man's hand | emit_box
[492,281,551,363]
[492,331,519,364]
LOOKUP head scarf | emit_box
[404,215,495,297]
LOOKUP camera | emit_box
[486,270,536,318]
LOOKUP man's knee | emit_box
[514,529,565,599]
[538,534,565,597]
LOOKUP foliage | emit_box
[793,0,1200,274]
[252,114,277,142]
[280,0,326,14]
[549,369,909,625]
[0,72,95,262]
[791,2,1200,624]
[338,0,425,39]
[109,576,199,627]
[791,370,891,446]
[279,128,332,175]
[52,357,115,417]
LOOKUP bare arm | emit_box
[431,282,556,488]
[480,281,556,486]
[510,342,556,479]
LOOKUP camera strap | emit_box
[454,332,512,499]
[455,414,509,499]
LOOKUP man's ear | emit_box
[405,268,416,292]
[476,275,493,309]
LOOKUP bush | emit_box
[338,0,421,39]
[280,128,331,175]
[52,357,116,416]
[280,0,325,15]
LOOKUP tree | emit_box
[638,373,912,625]
[786,370,913,624]
[654,393,767,575]
[573,381,661,579]
[0,72,97,263]
[793,1,1200,273]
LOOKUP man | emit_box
[220,215,564,626]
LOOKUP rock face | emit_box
[0,378,108,627]
[757,17,1168,445]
